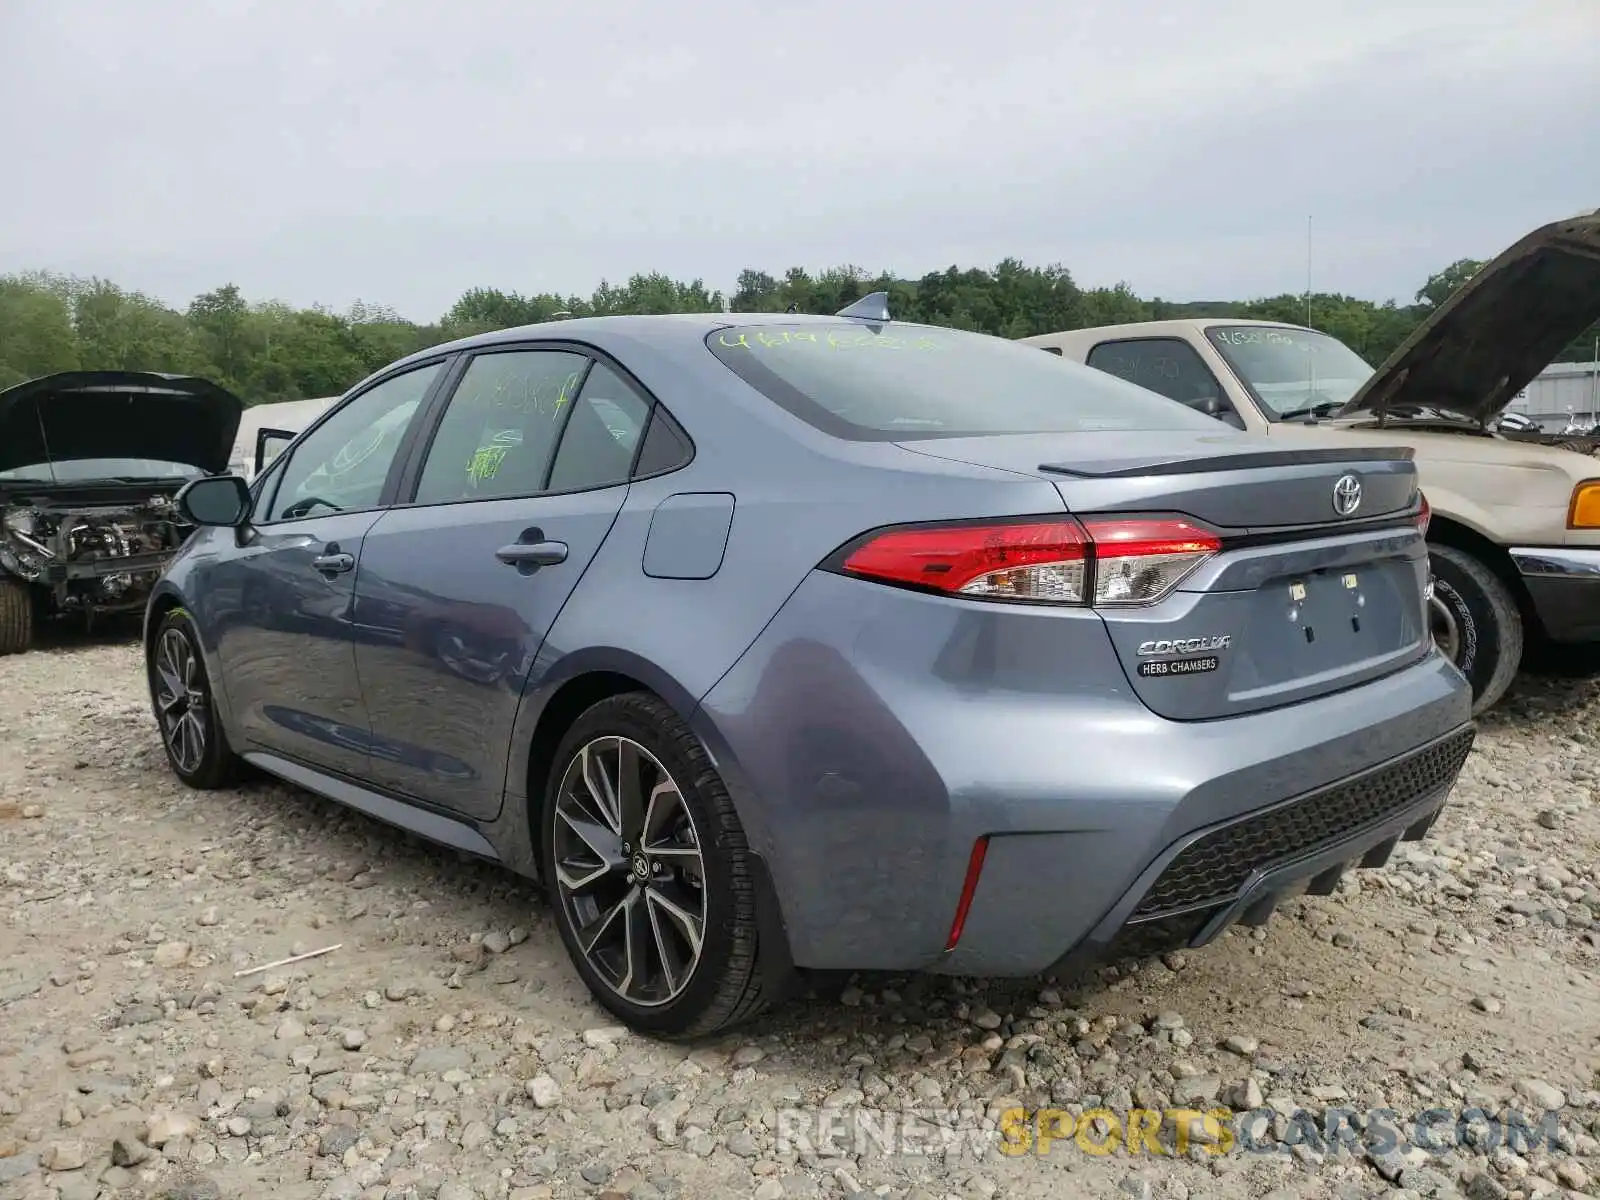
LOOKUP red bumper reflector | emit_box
[944,836,990,951]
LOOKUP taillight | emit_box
[833,514,1219,607]
[1080,517,1221,607]
[1416,491,1431,537]
[839,521,1088,602]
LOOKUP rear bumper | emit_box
[1510,546,1600,642]
[1046,726,1469,975]
[695,568,1475,977]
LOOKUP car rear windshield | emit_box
[704,322,1223,440]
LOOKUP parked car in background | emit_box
[144,300,1472,1036]
[0,371,242,655]
[1024,209,1600,715]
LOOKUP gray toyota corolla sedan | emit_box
[146,296,1474,1037]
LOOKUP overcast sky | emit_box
[2,0,1596,321]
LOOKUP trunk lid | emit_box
[1333,207,1600,424]
[901,432,1431,720]
[0,371,244,477]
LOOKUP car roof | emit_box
[1020,317,1314,344]
[387,310,924,372]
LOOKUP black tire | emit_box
[1427,544,1523,715]
[146,608,242,789]
[540,692,778,1039]
[0,579,32,655]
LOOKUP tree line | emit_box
[1,257,1594,406]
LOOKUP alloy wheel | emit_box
[551,736,707,1007]
[153,628,209,774]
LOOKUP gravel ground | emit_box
[2,635,1599,1200]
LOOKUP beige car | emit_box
[1023,209,1600,714]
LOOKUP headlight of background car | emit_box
[1568,480,1600,529]
[0,504,53,581]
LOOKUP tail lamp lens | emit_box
[1416,491,1431,536]
[837,516,1220,607]
[1080,517,1221,606]
[839,521,1088,602]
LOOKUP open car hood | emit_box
[1334,208,1600,424]
[0,371,244,476]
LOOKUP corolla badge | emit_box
[1332,473,1363,516]
[1137,635,1231,656]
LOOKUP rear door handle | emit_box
[495,540,568,568]
[312,552,355,574]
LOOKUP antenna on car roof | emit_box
[836,291,890,322]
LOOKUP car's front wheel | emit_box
[147,608,241,789]
[541,693,775,1038]
[1427,544,1523,715]
[0,579,33,655]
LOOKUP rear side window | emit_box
[705,322,1219,441]
[544,363,651,492]
[633,407,693,476]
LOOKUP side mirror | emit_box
[1191,394,1225,416]
[177,475,252,527]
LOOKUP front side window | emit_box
[412,350,591,505]
[250,455,289,523]
[266,362,442,522]
[1205,325,1375,421]
[1085,337,1242,427]
[705,322,1219,441]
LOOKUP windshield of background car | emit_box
[0,458,199,483]
[1205,325,1376,419]
[705,322,1225,440]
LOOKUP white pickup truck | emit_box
[1024,209,1600,714]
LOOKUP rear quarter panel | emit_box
[504,329,1072,797]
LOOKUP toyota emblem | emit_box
[1332,473,1363,517]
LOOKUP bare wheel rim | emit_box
[1428,590,1462,665]
[153,628,209,774]
[551,735,706,1007]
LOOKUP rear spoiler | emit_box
[1039,445,1416,479]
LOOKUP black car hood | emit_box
[0,371,244,476]
[1334,208,1600,424]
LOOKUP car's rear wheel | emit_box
[147,608,241,789]
[0,579,33,655]
[541,692,775,1038]
[1427,544,1522,715]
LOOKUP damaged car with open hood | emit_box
[1025,208,1600,715]
[0,371,243,654]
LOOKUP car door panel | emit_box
[347,347,648,819]
[351,488,628,816]
[208,359,450,780]
[210,512,385,777]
